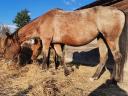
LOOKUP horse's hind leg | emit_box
[54,44,70,76]
[106,39,122,82]
[91,37,108,81]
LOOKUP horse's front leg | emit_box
[42,41,50,70]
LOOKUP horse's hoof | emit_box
[42,69,47,72]
[64,69,70,76]
[115,76,121,82]
[89,76,98,82]
[42,66,47,70]
[89,77,94,82]
[42,67,45,70]
[42,64,47,70]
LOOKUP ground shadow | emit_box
[71,48,114,68]
[71,48,99,67]
[88,79,128,96]
[69,47,115,79]
[15,85,33,96]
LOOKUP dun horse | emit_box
[5,6,127,82]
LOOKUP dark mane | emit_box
[11,28,20,41]
[29,16,41,24]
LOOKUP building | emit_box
[77,0,128,11]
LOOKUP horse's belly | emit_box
[64,37,96,46]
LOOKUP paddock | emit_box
[0,44,127,96]
[0,0,127,95]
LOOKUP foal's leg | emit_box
[90,38,108,81]
[106,39,122,82]
[54,44,70,76]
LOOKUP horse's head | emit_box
[3,32,21,61]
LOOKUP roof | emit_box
[111,0,128,10]
[76,0,128,11]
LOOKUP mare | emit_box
[6,6,127,82]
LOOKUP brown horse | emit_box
[0,25,21,64]
[3,31,21,63]
[19,37,42,64]
[6,6,127,82]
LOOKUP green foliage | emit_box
[13,9,31,28]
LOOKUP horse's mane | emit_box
[10,28,20,41]
[29,16,41,24]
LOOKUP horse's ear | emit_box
[5,32,11,37]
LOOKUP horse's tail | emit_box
[119,11,128,81]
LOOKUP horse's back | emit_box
[52,7,98,45]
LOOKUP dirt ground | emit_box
[0,58,128,96]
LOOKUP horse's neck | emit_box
[18,34,30,44]
[18,28,33,44]
[17,20,40,44]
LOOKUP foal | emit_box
[19,37,42,65]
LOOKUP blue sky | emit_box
[0,0,95,25]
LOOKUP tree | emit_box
[13,9,31,28]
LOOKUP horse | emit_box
[3,31,21,64]
[5,6,127,82]
[19,37,42,65]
